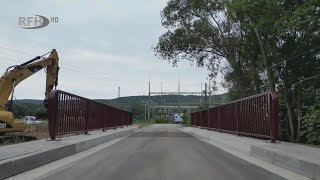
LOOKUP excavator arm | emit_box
[0,49,59,132]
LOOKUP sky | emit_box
[0,0,226,100]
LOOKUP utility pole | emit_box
[144,104,147,122]
[164,99,166,116]
[148,73,151,121]
[178,73,180,114]
[200,82,203,106]
[208,81,212,107]
[141,100,147,122]
[118,86,120,107]
[161,82,163,106]
[205,83,208,107]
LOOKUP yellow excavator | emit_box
[0,49,59,135]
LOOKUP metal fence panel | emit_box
[190,92,279,142]
[48,90,133,140]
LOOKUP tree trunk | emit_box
[252,27,275,91]
[295,89,302,142]
[284,94,295,142]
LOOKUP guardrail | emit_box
[48,90,133,140]
[191,92,279,142]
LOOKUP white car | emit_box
[24,116,43,125]
[173,114,183,124]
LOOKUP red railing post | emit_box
[102,107,106,132]
[48,90,58,140]
[218,106,221,132]
[235,102,239,135]
[85,99,90,134]
[127,112,129,127]
[270,91,279,143]
[130,113,133,126]
[121,111,124,128]
[207,109,210,130]
[200,111,202,129]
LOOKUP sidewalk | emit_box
[0,126,139,179]
[181,126,320,180]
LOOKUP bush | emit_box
[181,114,191,126]
[152,115,172,124]
[300,105,320,145]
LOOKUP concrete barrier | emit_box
[181,126,320,180]
[250,146,275,164]
[0,126,139,179]
[251,145,319,180]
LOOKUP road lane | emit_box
[40,124,284,180]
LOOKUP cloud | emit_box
[0,0,225,100]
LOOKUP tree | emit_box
[12,103,29,118]
[130,102,145,120]
[155,0,320,143]
[155,0,243,91]
[300,95,320,145]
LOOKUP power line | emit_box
[49,73,145,96]
[0,44,117,80]
[61,69,146,92]
[228,45,320,82]
[0,51,28,61]
[292,74,320,87]
[283,45,320,62]
[0,45,33,56]
[0,50,146,91]
[0,44,149,84]
[0,55,24,63]
[0,53,144,95]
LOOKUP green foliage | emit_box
[130,102,145,120]
[12,102,46,118]
[0,136,24,146]
[133,120,155,128]
[181,114,191,126]
[151,115,172,124]
[133,116,173,127]
[12,103,29,118]
[300,101,320,145]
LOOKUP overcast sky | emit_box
[0,0,226,100]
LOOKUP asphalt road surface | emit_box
[42,124,283,180]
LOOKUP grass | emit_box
[1,119,50,146]
[0,136,25,146]
[133,120,156,128]
[21,120,50,140]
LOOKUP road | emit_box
[38,124,282,180]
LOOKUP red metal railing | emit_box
[191,92,279,142]
[48,90,133,140]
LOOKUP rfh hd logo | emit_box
[19,15,58,29]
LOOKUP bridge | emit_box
[0,90,319,180]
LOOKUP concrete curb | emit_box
[250,145,319,180]
[181,127,319,180]
[0,126,139,179]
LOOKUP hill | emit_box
[13,94,229,118]
[17,99,44,105]
[96,94,229,108]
